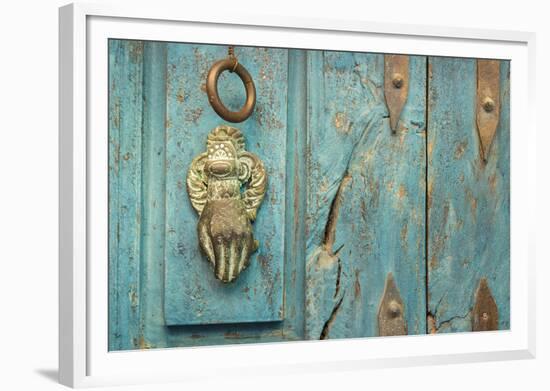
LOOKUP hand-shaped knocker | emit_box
[186,48,267,283]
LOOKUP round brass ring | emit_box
[206,58,256,123]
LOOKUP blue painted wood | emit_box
[304,52,427,339]
[427,58,510,332]
[163,44,288,326]
[108,40,510,350]
[108,39,144,350]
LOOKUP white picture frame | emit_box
[59,2,536,388]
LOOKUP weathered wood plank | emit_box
[108,39,144,350]
[163,44,288,325]
[305,51,427,339]
[427,58,510,333]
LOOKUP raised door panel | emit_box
[163,43,288,326]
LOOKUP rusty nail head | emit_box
[392,73,404,89]
[388,300,401,317]
[482,97,495,113]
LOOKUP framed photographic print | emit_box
[59,3,536,388]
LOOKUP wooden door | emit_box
[108,40,510,350]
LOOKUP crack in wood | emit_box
[323,174,352,255]
[333,258,342,299]
[427,310,471,333]
[315,172,352,339]
[320,292,346,340]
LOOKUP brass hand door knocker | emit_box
[187,47,267,283]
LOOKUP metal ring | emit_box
[206,58,256,123]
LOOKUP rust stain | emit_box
[334,112,351,134]
[128,287,138,308]
[427,314,437,334]
[489,173,498,193]
[400,222,408,243]
[429,255,438,270]
[398,184,407,199]
[360,198,366,219]
[186,107,203,123]
[138,336,153,349]
[454,141,468,159]
[354,271,361,299]
[427,141,434,160]
[467,191,478,218]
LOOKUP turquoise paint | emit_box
[108,40,510,350]
[427,58,510,332]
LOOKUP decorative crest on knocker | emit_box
[186,47,267,283]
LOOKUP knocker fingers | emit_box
[238,239,250,275]
[238,233,258,275]
[214,235,248,283]
[227,240,241,281]
[198,220,216,267]
[213,238,228,282]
